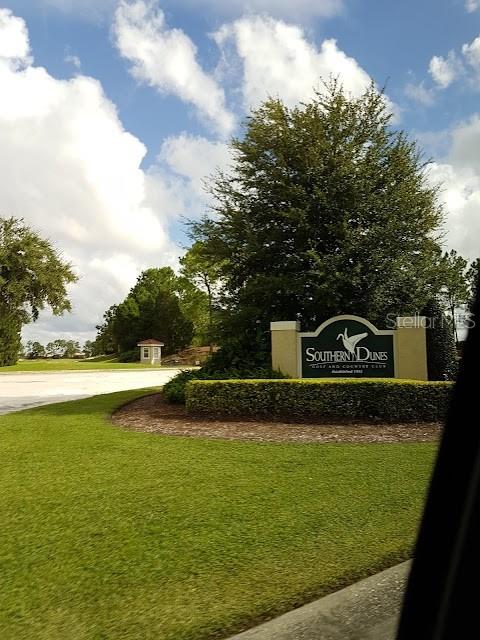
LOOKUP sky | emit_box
[0,0,479,345]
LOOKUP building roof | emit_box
[137,339,165,346]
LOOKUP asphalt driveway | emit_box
[0,369,181,415]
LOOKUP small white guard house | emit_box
[137,339,164,365]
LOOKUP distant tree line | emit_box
[22,339,94,360]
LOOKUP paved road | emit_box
[0,369,181,415]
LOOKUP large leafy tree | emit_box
[83,340,96,358]
[110,268,194,356]
[94,267,209,357]
[94,304,119,355]
[179,241,224,351]
[0,217,77,366]
[191,82,447,352]
[438,249,470,343]
[46,339,81,358]
[24,340,46,360]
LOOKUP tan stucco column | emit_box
[394,316,428,380]
[270,321,300,378]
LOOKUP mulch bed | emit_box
[111,393,442,444]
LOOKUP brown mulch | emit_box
[111,393,442,444]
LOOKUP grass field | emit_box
[0,357,182,373]
[0,390,436,640]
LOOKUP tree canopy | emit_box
[179,242,224,350]
[0,217,77,365]
[438,249,470,343]
[94,268,195,358]
[190,82,448,350]
[467,258,480,311]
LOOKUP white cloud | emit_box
[0,8,31,65]
[465,0,479,13]
[404,81,435,106]
[0,8,192,343]
[64,53,81,69]
[214,15,374,111]
[113,0,235,136]
[428,33,480,92]
[159,134,231,199]
[462,36,480,69]
[427,115,480,260]
[428,51,461,89]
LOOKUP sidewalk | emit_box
[227,561,410,640]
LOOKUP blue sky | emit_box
[0,0,479,343]
[8,1,480,150]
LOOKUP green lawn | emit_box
[0,357,182,373]
[0,391,436,640]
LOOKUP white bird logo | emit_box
[336,328,368,356]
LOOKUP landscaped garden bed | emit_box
[113,392,441,443]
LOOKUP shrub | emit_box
[186,378,453,423]
[163,367,285,404]
[118,349,140,363]
[163,370,202,404]
[422,299,458,381]
[200,336,271,374]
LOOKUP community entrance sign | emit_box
[299,315,395,378]
[270,314,428,380]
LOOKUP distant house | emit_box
[137,339,164,365]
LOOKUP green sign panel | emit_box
[300,315,395,378]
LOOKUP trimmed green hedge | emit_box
[163,367,285,404]
[186,378,453,422]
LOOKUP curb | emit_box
[227,561,410,640]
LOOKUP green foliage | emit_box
[118,348,140,363]
[110,268,194,355]
[467,258,480,311]
[46,339,81,358]
[175,274,211,347]
[0,217,77,365]
[201,334,272,374]
[0,390,435,640]
[94,305,118,355]
[82,340,96,358]
[439,250,470,342]
[94,267,206,356]
[163,366,285,404]
[190,82,447,356]
[0,313,21,367]
[24,341,46,359]
[162,370,203,403]
[179,241,224,347]
[186,378,452,422]
[422,299,459,381]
